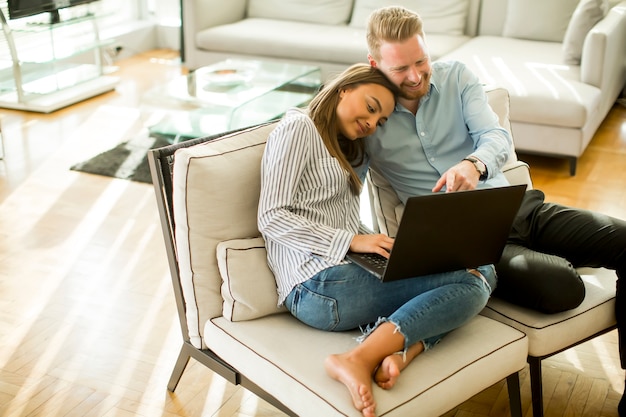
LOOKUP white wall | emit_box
[99,0,180,55]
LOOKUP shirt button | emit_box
[430,157,435,162]
[420,131,426,136]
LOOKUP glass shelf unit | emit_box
[0,1,118,112]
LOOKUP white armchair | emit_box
[148,118,529,417]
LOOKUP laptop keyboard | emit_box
[361,252,388,268]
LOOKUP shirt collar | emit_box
[429,76,440,95]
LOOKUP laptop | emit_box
[347,184,527,282]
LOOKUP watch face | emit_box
[465,157,485,175]
[476,161,486,175]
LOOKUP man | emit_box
[364,5,626,413]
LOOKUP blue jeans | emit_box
[284,263,496,351]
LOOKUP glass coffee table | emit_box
[144,59,322,142]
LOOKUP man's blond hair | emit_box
[366,6,425,62]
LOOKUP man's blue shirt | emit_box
[366,60,512,203]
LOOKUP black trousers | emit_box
[494,190,626,368]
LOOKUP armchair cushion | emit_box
[217,237,287,321]
[204,313,527,416]
[482,267,617,357]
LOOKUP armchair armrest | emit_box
[502,160,533,189]
[581,1,626,90]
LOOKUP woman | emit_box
[258,63,496,417]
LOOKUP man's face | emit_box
[370,35,432,101]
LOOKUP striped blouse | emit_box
[258,108,364,305]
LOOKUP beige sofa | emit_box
[148,88,531,416]
[181,0,626,174]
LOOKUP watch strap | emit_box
[463,157,488,180]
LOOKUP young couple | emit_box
[258,6,626,417]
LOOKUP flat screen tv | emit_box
[7,0,98,23]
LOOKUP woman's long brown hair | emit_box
[308,63,398,195]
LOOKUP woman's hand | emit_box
[350,234,394,258]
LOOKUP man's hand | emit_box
[432,160,480,193]
[350,234,394,258]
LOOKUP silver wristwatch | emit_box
[463,156,487,180]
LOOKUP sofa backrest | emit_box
[244,0,481,36]
[477,0,508,36]
[348,0,481,36]
[247,0,354,25]
[478,0,595,42]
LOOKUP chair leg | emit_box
[529,356,544,417]
[167,344,191,392]
[506,372,523,417]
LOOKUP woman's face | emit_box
[336,83,395,140]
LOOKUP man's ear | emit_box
[367,54,377,68]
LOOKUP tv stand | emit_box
[0,7,118,113]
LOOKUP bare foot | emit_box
[325,353,377,416]
[374,354,402,389]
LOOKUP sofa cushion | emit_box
[217,237,287,321]
[502,0,579,42]
[172,122,278,348]
[205,313,527,416]
[439,36,602,129]
[349,0,471,35]
[562,0,609,65]
[247,0,353,25]
[196,19,370,66]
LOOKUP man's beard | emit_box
[400,73,431,100]
[400,88,423,101]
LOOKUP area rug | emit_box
[71,134,171,184]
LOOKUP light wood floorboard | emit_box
[0,50,625,417]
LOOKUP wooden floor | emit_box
[0,49,625,417]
